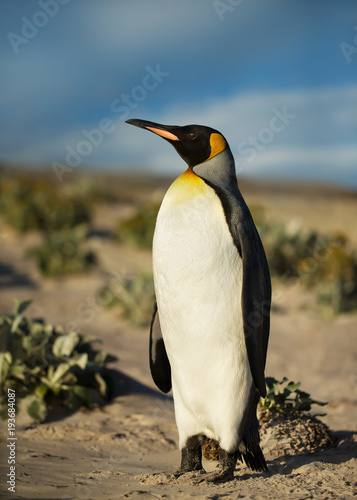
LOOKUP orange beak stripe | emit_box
[147,126,179,141]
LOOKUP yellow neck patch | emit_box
[207,133,226,161]
[164,168,208,206]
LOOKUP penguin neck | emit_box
[163,166,209,207]
[192,147,239,194]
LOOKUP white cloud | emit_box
[109,84,357,184]
[11,83,355,188]
[237,146,357,178]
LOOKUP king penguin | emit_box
[126,118,271,482]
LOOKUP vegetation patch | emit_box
[115,201,160,249]
[0,299,115,422]
[99,271,155,327]
[251,205,357,314]
[28,225,97,277]
[0,174,91,233]
[259,376,327,415]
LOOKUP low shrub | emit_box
[0,299,116,422]
[252,207,357,314]
[28,225,97,277]
[115,201,160,249]
[259,377,327,416]
[0,175,91,233]
[98,271,155,327]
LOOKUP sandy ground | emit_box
[0,181,357,499]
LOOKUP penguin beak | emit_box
[126,118,180,142]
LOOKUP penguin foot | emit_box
[193,447,237,483]
[194,468,234,484]
[178,435,204,476]
[172,467,205,479]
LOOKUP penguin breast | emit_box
[152,171,247,374]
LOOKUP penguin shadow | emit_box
[105,367,173,402]
[43,368,172,424]
[0,261,36,288]
[240,430,357,479]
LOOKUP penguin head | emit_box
[126,119,228,168]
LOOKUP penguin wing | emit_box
[209,185,271,398]
[149,302,172,393]
[238,222,271,398]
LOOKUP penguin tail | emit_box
[237,413,268,472]
[237,445,267,472]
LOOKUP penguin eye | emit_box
[187,133,197,140]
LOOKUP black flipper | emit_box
[149,302,171,393]
[239,221,271,398]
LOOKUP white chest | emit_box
[152,172,243,349]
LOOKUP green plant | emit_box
[299,241,357,314]
[257,220,321,277]
[115,201,161,249]
[260,377,327,416]
[0,299,116,422]
[99,271,155,326]
[28,225,97,277]
[63,176,131,204]
[252,207,357,314]
[0,175,91,233]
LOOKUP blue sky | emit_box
[0,0,356,186]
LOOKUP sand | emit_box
[0,180,357,499]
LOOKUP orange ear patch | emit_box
[207,133,226,160]
[147,127,179,141]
